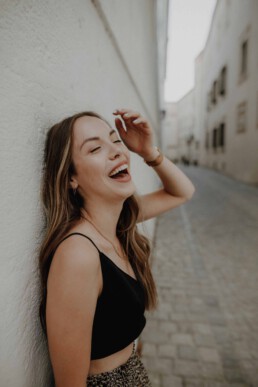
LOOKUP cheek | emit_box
[78,157,105,182]
[79,167,104,193]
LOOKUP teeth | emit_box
[109,163,128,177]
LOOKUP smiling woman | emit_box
[38,108,195,386]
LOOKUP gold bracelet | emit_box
[144,147,164,167]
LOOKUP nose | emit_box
[108,142,121,160]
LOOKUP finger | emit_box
[114,118,127,137]
[113,108,131,115]
[120,116,138,131]
[120,112,143,131]
[115,111,136,129]
[132,117,148,125]
[123,111,141,120]
[113,108,141,120]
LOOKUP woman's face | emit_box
[70,115,136,203]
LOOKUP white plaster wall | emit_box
[176,89,194,161]
[0,1,167,386]
[162,102,179,160]
[193,51,205,164]
[198,0,258,183]
[98,0,159,128]
[156,0,170,114]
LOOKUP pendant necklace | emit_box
[84,215,128,263]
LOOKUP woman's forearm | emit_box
[142,148,195,199]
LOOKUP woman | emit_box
[38,108,195,386]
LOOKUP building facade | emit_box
[162,102,178,160]
[164,0,258,184]
[176,89,196,165]
[198,0,258,184]
[0,1,169,386]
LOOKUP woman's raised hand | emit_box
[113,108,155,159]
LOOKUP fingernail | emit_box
[124,113,129,117]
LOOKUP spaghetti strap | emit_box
[55,232,101,254]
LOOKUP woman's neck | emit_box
[81,200,123,241]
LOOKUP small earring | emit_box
[73,187,77,195]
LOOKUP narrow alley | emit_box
[141,165,258,387]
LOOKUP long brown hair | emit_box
[38,111,158,335]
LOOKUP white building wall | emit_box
[166,0,258,182]
[162,102,178,160]
[156,0,170,116]
[96,0,159,128]
[198,0,258,183]
[0,1,168,386]
[176,89,195,162]
[163,91,195,165]
[193,51,205,165]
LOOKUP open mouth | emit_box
[109,163,130,179]
[109,167,129,179]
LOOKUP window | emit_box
[212,81,217,104]
[205,132,209,149]
[239,26,250,83]
[207,93,210,112]
[241,40,248,77]
[220,66,227,96]
[218,123,225,148]
[212,128,218,150]
[237,102,247,133]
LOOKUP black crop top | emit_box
[55,232,146,360]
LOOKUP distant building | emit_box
[164,0,258,184]
[162,102,178,161]
[176,89,195,165]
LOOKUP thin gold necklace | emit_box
[84,215,128,262]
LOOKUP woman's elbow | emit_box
[185,186,196,200]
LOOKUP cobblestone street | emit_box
[141,165,258,387]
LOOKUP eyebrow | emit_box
[80,129,116,151]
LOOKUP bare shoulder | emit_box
[46,233,101,385]
[47,232,103,320]
[50,232,101,279]
[47,232,103,301]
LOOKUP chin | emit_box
[117,182,136,201]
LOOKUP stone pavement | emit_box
[140,165,258,387]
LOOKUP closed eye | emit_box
[90,140,122,153]
[90,146,101,153]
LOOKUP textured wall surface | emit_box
[0,1,163,385]
[198,0,258,183]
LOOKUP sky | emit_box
[164,0,217,102]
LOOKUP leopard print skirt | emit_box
[86,340,151,386]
